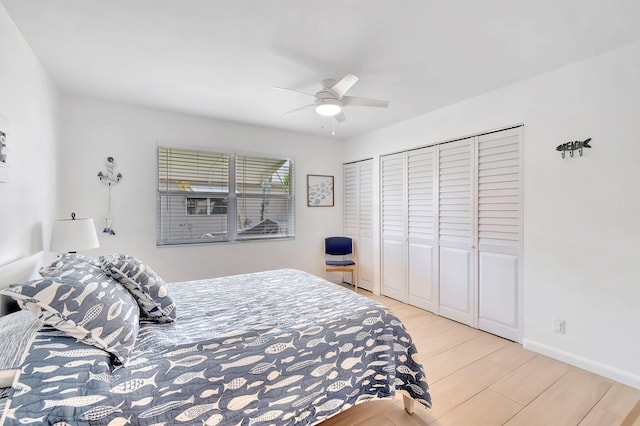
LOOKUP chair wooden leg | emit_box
[353,268,358,293]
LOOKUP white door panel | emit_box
[408,242,436,311]
[381,153,406,302]
[358,236,373,291]
[438,138,475,326]
[343,159,373,291]
[479,252,518,340]
[382,239,406,301]
[477,128,522,342]
[407,147,438,312]
[439,247,473,326]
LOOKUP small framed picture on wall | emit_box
[307,174,334,207]
[0,114,9,183]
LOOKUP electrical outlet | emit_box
[553,318,566,334]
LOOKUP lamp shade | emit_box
[50,217,100,253]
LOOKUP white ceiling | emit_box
[3,0,640,139]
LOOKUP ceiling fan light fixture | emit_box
[315,99,342,116]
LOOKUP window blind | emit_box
[157,147,294,245]
[235,154,294,240]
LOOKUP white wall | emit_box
[58,96,343,282]
[344,41,640,389]
[0,4,58,266]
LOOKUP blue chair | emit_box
[323,236,358,292]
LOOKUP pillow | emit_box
[0,311,42,387]
[0,262,140,365]
[40,253,101,276]
[101,254,176,323]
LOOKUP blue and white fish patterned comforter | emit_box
[1,269,431,425]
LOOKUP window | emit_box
[186,197,227,216]
[157,147,294,245]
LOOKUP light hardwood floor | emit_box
[321,289,640,426]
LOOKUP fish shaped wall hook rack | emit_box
[556,138,592,159]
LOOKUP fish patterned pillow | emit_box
[39,252,102,276]
[0,262,140,365]
[100,254,176,323]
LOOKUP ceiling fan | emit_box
[274,74,389,122]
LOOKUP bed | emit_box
[0,252,431,425]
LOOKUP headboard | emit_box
[0,252,45,317]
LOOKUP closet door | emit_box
[381,152,406,302]
[344,159,374,291]
[407,147,438,312]
[357,160,373,291]
[438,138,476,327]
[477,128,522,341]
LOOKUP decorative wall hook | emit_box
[556,138,592,159]
[98,156,123,185]
[97,157,123,235]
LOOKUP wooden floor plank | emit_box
[490,354,571,405]
[505,369,614,425]
[426,348,525,417]
[580,383,640,426]
[592,383,640,418]
[433,389,523,426]
[425,333,509,383]
[414,324,483,359]
[320,399,396,426]
[579,408,622,426]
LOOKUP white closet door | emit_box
[381,152,406,302]
[343,160,373,291]
[477,128,522,342]
[407,147,438,312]
[357,160,373,291]
[438,138,475,326]
[344,163,359,236]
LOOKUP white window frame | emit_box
[157,146,294,246]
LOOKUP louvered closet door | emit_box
[343,160,373,291]
[407,147,438,312]
[438,138,475,326]
[344,162,359,244]
[357,160,373,291]
[381,152,407,302]
[477,128,522,341]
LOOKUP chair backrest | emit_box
[325,237,353,256]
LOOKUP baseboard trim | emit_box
[523,339,640,390]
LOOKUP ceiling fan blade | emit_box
[273,86,316,98]
[283,104,314,115]
[329,74,359,98]
[334,111,346,123]
[342,95,389,108]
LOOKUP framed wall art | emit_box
[0,114,9,183]
[307,174,334,207]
